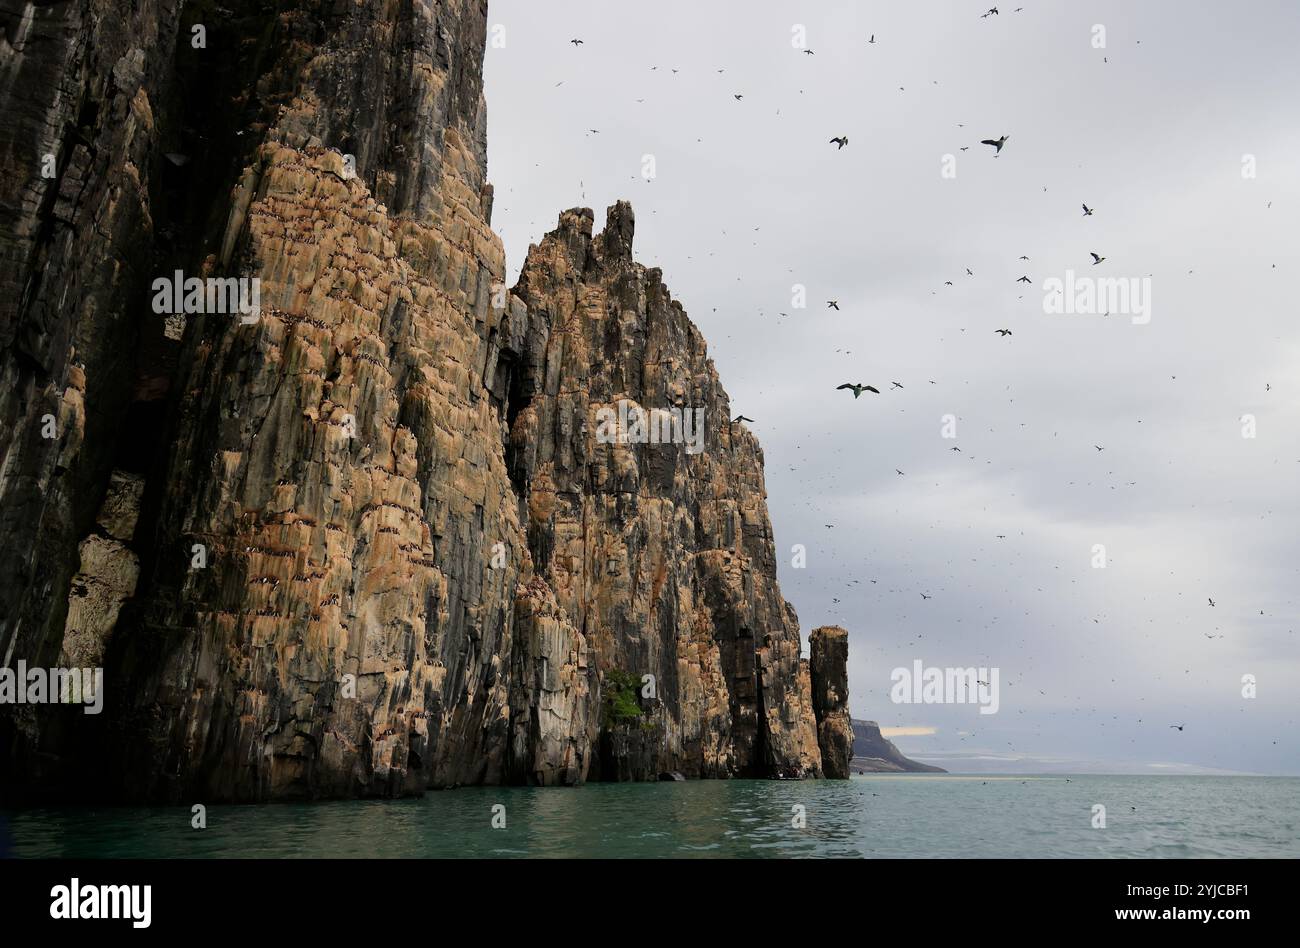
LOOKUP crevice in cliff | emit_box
[127,0,298,594]
[502,352,527,432]
[752,668,771,778]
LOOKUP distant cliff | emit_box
[0,0,846,801]
[851,720,946,774]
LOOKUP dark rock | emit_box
[851,720,947,773]
[810,626,853,778]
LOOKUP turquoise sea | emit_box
[5,775,1297,858]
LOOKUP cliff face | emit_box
[0,0,185,783]
[0,0,843,802]
[507,204,822,781]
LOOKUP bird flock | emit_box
[491,5,1292,772]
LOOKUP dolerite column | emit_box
[810,626,853,778]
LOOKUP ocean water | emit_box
[5,775,1297,858]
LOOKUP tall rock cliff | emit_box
[0,0,844,802]
[1,0,187,796]
[507,203,822,781]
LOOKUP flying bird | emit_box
[1090,252,1106,265]
[830,136,848,149]
[826,300,840,310]
[569,38,584,46]
[1208,598,1216,607]
[836,383,880,398]
[1082,203,1095,216]
[920,593,932,600]
[1170,725,1185,731]
[1016,275,1031,283]
[733,94,743,100]
[995,329,1013,336]
[981,135,1009,154]
[890,382,904,389]
[732,415,755,424]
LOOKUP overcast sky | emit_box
[483,1,1300,775]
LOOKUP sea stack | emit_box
[810,626,855,778]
